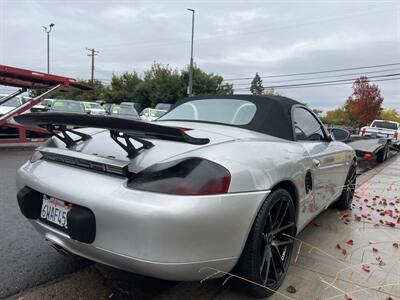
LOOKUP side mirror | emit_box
[330,128,351,142]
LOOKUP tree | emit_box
[320,107,352,126]
[250,73,264,95]
[30,63,235,108]
[180,65,233,97]
[345,76,383,127]
[263,87,280,96]
[380,108,400,122]
[29,79,106,101]
[104,72,142,103]
[138,63,183,107]
[312,108,323,117]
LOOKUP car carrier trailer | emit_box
[345,135,396,163]
[0,65,91,145]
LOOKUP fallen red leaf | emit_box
[372,247,379,253]
[346,239,354,246]
[362,264,370,272]
[286,285,296,294]
[336,244,341,250]
[385,221,396,227]
[376,256,384,265]
[345,293,353,300]
[341,213,349,219]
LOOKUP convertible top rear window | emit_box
[159,99,257,125]
[158,95,302,141]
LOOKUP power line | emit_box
[225,62,400,81]
[234,76,400,91]
[231,68,400,86]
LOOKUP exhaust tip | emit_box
[51,243,73,257]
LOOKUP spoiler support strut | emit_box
[110,130,154,158]
[47,125,92,148]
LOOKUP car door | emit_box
[293,107,349,210]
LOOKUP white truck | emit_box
[360,119,400,152]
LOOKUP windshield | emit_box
[0,96,20,107]
[142,108,167,118]
[112,105,139,116]
[371,121,398,130]
[159,99,257,126]
[52,101,84,113]
[156,103,172,111]
[84,102,102,109]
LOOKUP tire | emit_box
[236,189,297,298]
[333,162,357,210]
[376,145,388,163]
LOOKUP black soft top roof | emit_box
[173,95,304,141]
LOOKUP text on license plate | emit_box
[41,196,71,228]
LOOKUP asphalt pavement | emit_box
[0,149,89,299]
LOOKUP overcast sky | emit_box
[1,0,399,111]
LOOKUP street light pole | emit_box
[187,8,195,97]
[42,23,55,73]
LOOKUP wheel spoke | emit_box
[271,200,283,228]
[275,200,289,230]
[269,252,278,282]
[271,245,285,270]
[260,246,271,284]
[274,239,294,247]
[272,222,296,235]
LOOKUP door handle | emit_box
[313,159,321,168]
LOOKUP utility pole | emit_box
[42,23,55,73]
[86,48,99,85]
[187,8,195,97]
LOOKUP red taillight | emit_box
[128,158,231,195]
[394,131,398,139]
[361,128,366,136]
[364,152,373,159]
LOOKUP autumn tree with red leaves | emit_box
[345,76,383,127]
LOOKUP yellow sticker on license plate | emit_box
[41,196,71,228]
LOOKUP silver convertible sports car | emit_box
[15,95,356,297]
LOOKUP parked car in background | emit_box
[82,102,106,115]
[42,99,56,109]
[102,103,113,115]
[360,119,400,149]
[0,94,27,116]
[50,99,86,114]
[120,102,143,114]
[140,108,167,121]
[110,104,141,120]
[155,102,173,112]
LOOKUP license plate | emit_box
[40,196,71,229]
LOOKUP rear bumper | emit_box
[16,160,268,280]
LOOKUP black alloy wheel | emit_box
[236,189,297,298]
[333,162,357,209]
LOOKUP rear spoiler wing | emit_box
[15,113,209,157]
